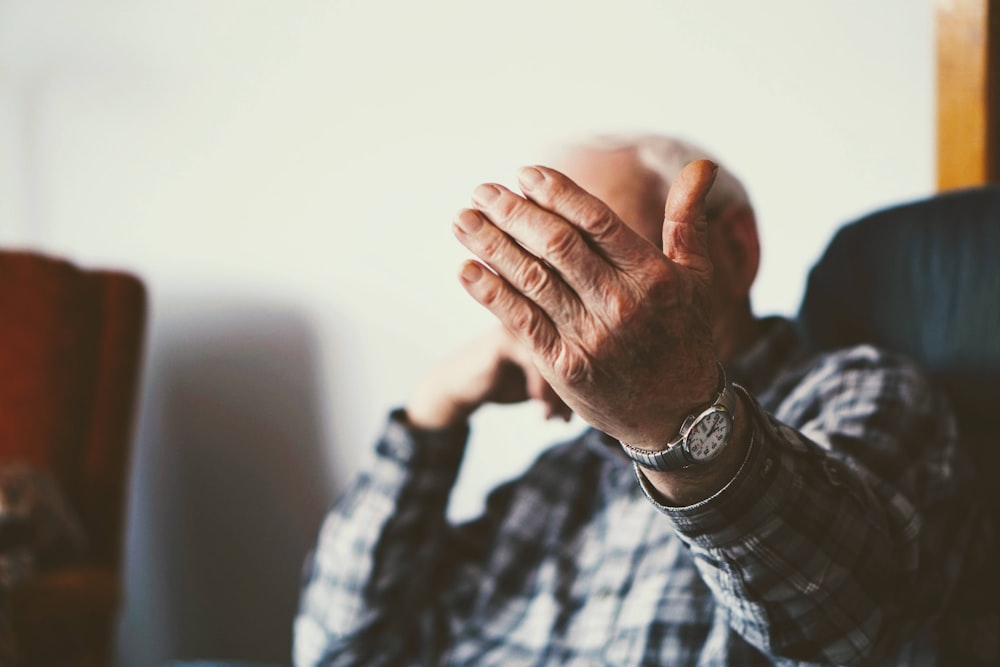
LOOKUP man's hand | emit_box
[452,160,720,451]
[406,327,571,430]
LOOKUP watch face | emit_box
[686,410,731,462]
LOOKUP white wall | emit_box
[0,1,934,665]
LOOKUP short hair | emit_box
[553,133,751,220]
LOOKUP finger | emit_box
[510,343,572,420]
[453,208,585,329]
[458,260,561,361]
[469,182,616,301]
[661,159,718,280]
[514,165,660,270]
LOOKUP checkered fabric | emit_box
[294,318,992,666]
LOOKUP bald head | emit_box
[554,145,668,248]
[549,134,762,361]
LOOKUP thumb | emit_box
[661,159,718,278]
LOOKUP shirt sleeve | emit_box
[638,346,985,666]
[292,409,513,667]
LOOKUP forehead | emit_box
[555,146,659,196]
[552,146,667,246]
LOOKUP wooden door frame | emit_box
[937,0,1000,189]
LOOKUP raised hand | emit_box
[452,160,721,451]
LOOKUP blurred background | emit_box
[0,1,934,665]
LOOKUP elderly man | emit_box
[293,135,986,666]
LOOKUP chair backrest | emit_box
[0,251,147,569]
[796,185,1000,525]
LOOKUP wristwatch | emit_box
[619,363,736,471]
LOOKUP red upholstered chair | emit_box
[0,250,147,667]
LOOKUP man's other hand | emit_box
[406,327,571,430]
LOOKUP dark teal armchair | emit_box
[796,184,1000,664]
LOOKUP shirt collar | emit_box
[724,316,804,396]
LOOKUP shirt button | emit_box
[761,457,774,477]
[822,460,842,486]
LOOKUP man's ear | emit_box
[710,204,760,298]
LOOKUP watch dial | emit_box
[687,412,730,462]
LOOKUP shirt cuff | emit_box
[376,408,470,472]
[636,385,800,550]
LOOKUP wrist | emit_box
[619,363,731,464]
[622,364,721,451]
[405,394,473,430]
[636,383,752,506]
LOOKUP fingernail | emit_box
[460,262,483,283]
[472,184,500,206]
[518,166,544,189]
[454,209,483,234]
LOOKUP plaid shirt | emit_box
[294,318,992,666]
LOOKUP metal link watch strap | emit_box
[620,434,696,470]
[618,363,733,471]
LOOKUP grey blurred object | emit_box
[0,463,87,588]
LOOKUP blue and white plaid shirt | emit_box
[294,318,994,666]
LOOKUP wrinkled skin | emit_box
[448,160,721,451]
